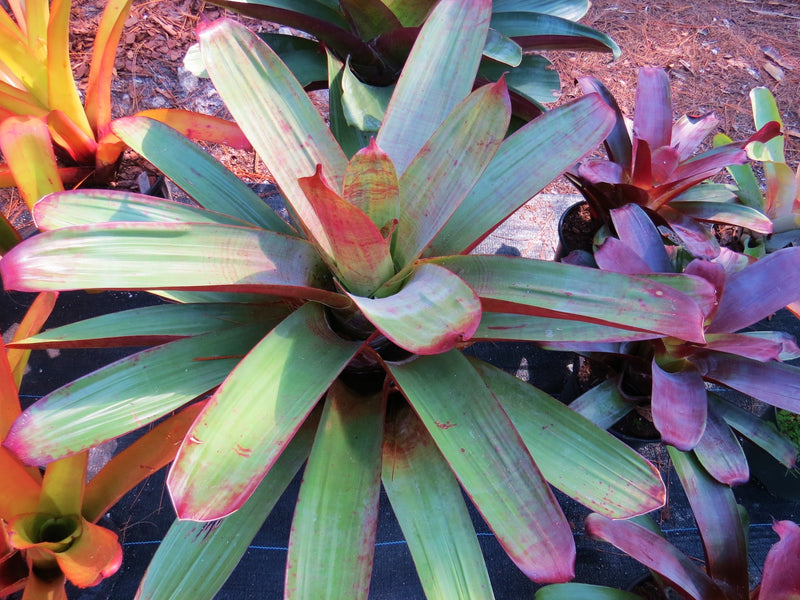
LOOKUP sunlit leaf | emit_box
[5,324,268,464]
[349,263,481,355]
[168,303,362,521]
[474,312,660,343]
[285,381,383,599]
[135,409,319,600]
[382,402,495,600]
[431,254,708,343]
[388,351,575,583]
[112,116,294,234]
[342,139,398,231]
[376,0,491,175]
[568,379,634,430]
[472,359,665,518]
[535,583,641,600]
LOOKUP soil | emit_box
[1,0,798,232]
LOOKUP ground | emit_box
[1,0,799,227]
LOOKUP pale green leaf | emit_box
[536,583,641,600]
[474,312,660,343]
[135,410,320,600]
[376,0,491,175]
[341,58,393,132]
[749,86,784,163]
[111,116,294,234]
[478,53,559,104]
[383,403,495,600]
[568,379,633,430]
[0,221,344,307]
[493,0,589,21]
[199,18,349,236]
[285,382,384,600]
[348,263,481,355]
[483,28,522,67]
[669,200,773,234]
[472,359,665,518]
[327,51,372,158]
[388,351,575,583]
[392,79,510,267]
[4,324,268,464]
[168,302,362,521]
[430,255,708,344]
[427,94,615,256]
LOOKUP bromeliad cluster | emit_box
[0,1,725,597]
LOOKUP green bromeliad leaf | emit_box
[392,78,510,268]
[168,302,362,521]
[474,312,660,343]
[535,583,641,600]
[4,324,270,464]
[342,139,399,232]
[285,381,384,600]
[198,17,349,239]
[388,351,575,583]
[33,189,255,230]
[430,255,709,344]
[383,402,495,600]
[348,263,481,355]
[135,409,320,600]
[471,359,666,518]
[376,0,492,175]
[12,302,289,348]
[0,221,345,307]
[111,116,295,235]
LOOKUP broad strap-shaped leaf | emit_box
[668,200,773,234]
[0,221,345,306]
[709,392,797,469]
[668,447,749,599]
[490,11,620,57]
[298,165,394,296]
[535,583,641,600]
[392,79,510,267]
[430,255,708,344]
[134,108,250,149]
[376,0,491,175]
[472,359,665,518]
[474,312,660,343]
[658,205,720,259]
[749,86,785,163]
[111,116,294,234]
[37,452,87,516]
[478,53,558,105]
[198,18,349,236]
[382,402,495,600]
[84,0,134,135]
[578,76,632,170]
[340,0,401,40]
[483,28,522,67]
[651,358,707,451]
[342,139,398,230]
[427,94,615,256]
[47,109,97,164]
[388,351,575,583]
[348,263,481,355]
[134,409,319,600]
[700,333,789,362]
[285,381,383,600]
[0,446,41,518]
[585,513,726,600]
[594,236,655,275]
[34,189,255,230]
[632,67,672,151]
[568,379,634,430]
[4,324,269,464]
[610,204,672,273]
[14,302,287,349]
[0,115,63,210]
[708,247,800,333]
[168,302,362,521]
[341,61,393,132]
[82,402,206,522]
[757,520,800,600]
[326,51,372,158]
[692,405,749,486]
[671,112,719,161]
[691,351,800,413]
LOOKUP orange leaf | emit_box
[136,108,252,149]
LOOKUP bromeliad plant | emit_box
[0,0,249,216]
[0,2,725,596]
[186,0,620,133]
[566,67,779,258]
[543,203,800,486]
[536,449,800,600]
[0,293,202,599]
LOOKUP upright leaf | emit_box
[388,351,575,583]
[757,520,800,600]
[632,67,672,151]
[342,139,399,231]
[285,382,384,600]
[392,79,510,267]
[651,359,707,451]
[168,303,362,521]
[198,18,349,236]
[376,0,491,174]
[383,403,495,600]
